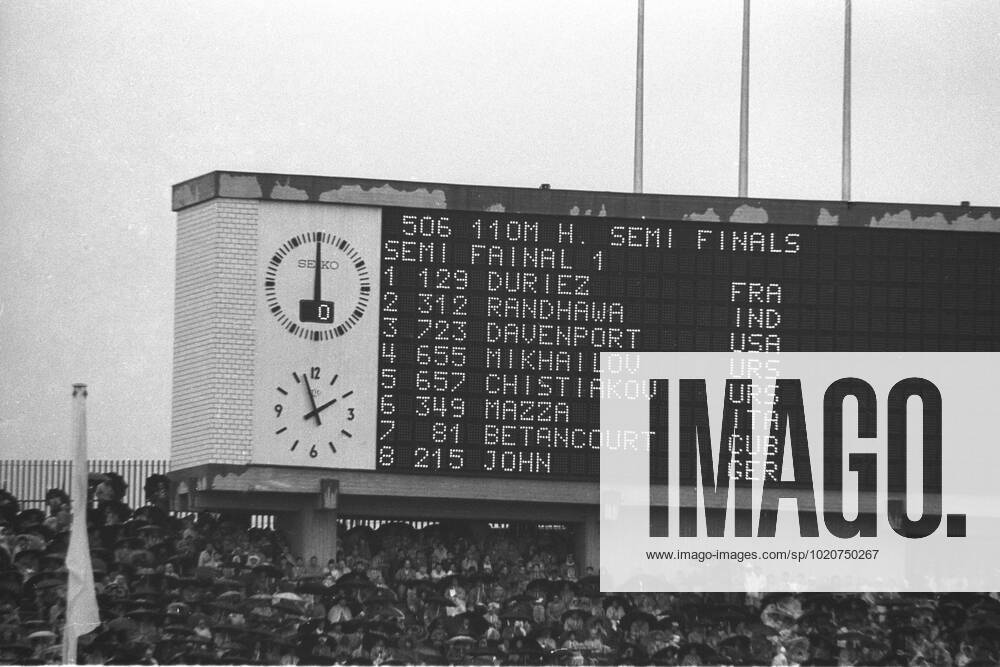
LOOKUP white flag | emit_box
[63,384,100,664]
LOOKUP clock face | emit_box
[272,365,358,459]
[264,231,372,340]
[252,204,382,470]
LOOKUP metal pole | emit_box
[842,0,852,201]
[738,0,751,197]
[633,0,644,193]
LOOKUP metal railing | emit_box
[0,459,169,511]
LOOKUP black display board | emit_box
[375,207,1000,480]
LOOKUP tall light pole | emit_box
[633,0,644,193]
[842,0,852,201]
[738,0,750,198]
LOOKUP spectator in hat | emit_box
[45,505,71,533]
[461,553,478,574]
[193,617,212,640]
[94,472,127,506]
[327,596,353,624]
[478,601,498,631]
[104,573,129,598]
[531,599,547,625]
[563,611,586,636]
[143,473,170,511]
[180,515,197,540]
[606,600,626,629]
[394,558,416,583]
[289,555,305,579]
[430,541,448,563]
[0,489,17,524]
[369,635,391,665]
[583,625,611,654]
[305,554,322,578]
[197,541,220,569]
[0,524,13,560]
[547,594,568,625]
[368,562,386,586]
[563,553,578,581]
[447,583,467,616]
[43,488,69,517]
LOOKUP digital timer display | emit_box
[299,299,335,323]
[374,207,1000,480]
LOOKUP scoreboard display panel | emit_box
[374,206,1000,480]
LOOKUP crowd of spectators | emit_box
[1,472,999,665]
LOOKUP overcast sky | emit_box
[1,0,998,461]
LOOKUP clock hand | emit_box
[313,240,322,302]
[303,397,338,422]
[303,376,322,426]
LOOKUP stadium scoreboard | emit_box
[374,207,1000,480]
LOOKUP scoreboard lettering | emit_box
[374,207,1000,480]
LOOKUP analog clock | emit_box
[272,366,358,459]
[253,206,381,470]
[264,231,372,340]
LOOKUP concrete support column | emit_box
[303,506,339,562]
[575,506,600,576]
[277,506,338,562]
[275,479,340,562]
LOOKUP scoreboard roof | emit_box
[173,171,1000,233]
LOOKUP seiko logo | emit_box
[297,259,340,270]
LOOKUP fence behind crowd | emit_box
[0,459,169,511]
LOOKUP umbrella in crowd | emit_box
[1,476,998,666]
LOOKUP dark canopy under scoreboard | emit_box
[375,207,1000,480]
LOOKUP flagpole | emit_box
[738,0,750,197]
[633,0,644,194]
[842,0,852,201]
[63,384,100,664]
